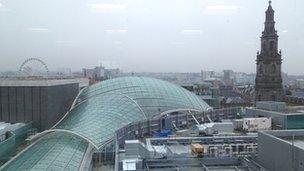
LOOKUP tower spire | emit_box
[263,0,276,35]
[266,0,274,14]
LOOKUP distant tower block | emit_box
[255,1,283,102]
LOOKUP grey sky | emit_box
[0,0,303,74]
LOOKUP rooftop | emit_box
[56,76,210,148]
[282,137,304,149]
[260,129,304,150]
[1,132,89,170]
[0,78,83,87]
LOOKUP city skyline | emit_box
[1,2,304,170]
[0,0,303,74]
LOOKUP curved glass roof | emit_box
[2,132,88,171]
[1,76,210,170]
[78,76,209,116]
[54,77,210,148]
[54,93,146,148]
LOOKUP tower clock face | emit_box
[266,64,270,74]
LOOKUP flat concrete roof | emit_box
[260,130,304,149]
[282,137,304,149]
[0,79,82,87]
[251,107,304,116]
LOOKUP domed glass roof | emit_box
[54,77,210,148]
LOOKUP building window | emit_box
[271,64,276,73]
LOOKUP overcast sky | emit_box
[0,0,303,74]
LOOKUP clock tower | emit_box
[255,1,283,102]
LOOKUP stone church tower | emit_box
[255,1,283,102]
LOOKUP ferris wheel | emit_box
[19,58,49,78]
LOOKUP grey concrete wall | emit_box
[24,87,33,123]
[0,87,9,121]
[0,83,79,131]
[258,131,304,171]
[8,87,17,122]
[46,83,79,129]
[16,88,24,122]
[40,87,48,130]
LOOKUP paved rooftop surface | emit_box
[282,137,304,149]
